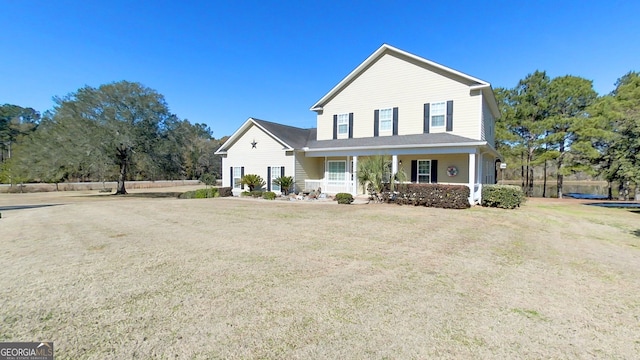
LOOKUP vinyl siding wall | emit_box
[294,153,323,193]
[482,98,495,147]
[317,52,482,141]
[221,124,293,190]
[396,154,470,184]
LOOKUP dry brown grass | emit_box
[1,188,639,359]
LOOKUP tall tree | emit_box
[44,81,181,194]
[0,104,40,162]
[499,71,550,196]
[545,76,598,198]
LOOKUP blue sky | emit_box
[1,1,638,138]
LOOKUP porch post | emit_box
[324,156,328,193]
[392,155,398,175]
[346,156,350,194]
[478,152,484,185]
[353,155,358,195]
[468,152,476,205]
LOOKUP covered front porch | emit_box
[301,151,496,205]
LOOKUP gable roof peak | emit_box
[310,44,492,112]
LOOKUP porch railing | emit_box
[304,179,353,194]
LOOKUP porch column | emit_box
[392,155,398,175]
[353,155,358,195]
[478,152,484,185]
[468,152,476,205]
[324,157,328,193]
[346,156,350,194]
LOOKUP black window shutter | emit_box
[431,160,438,183]
[230,167,233,188]
[392,107,398,135]
[373,110,379,137]
[348,113,353,139]
[411,160,417,183]
[240,167,245,189]
[267,167,271,191]
[423,103,430,133]
[281,167,285,178]
[333,115,338,139]
[446,101,453,131]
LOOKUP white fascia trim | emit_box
[214,118,293,154]
[214,118,254,154]
[310,44,491,111]
[305,141,488,153]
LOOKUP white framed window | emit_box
[431,102,445,127]
[327,160,346,184]
[417,160,431,183]
[233,167,242,188]
[337,113,349,138]
[379,108,392,133]
[271,166,281,191]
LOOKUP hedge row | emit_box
[395,184,470,209]
[481,185,525,209]
[179,187,218,199]
[178,186,233,199]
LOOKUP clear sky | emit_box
[1,1,638,138]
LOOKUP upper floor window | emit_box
[379,108,392,133]
[431,102,445,127]
[337,113,349,139]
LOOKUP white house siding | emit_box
[221,124,293,191]
[316,52,482,141]
[482,98,495,147]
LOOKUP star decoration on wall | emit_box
[251,140,258,149]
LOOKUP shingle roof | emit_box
[252,119,313,149]
[305,132,482,150]
[219,118,484,154]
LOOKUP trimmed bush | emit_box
[217,187,233,197]
[179,188,218,199]
[395,184,470,209]
[335,192,354,205]
[262,191,276,200]
[482,185,526,209]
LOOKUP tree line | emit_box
[495,70,639,199]
[3,72,638,198]
[0,81,226,193]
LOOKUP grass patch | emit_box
[0,195,639,358]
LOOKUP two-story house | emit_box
[215,44,500,204]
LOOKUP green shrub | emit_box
[273,176,295,195]
[195,188,219,198]
[217,187,233,197]
[482,185,526,209]
[335,192,354,204]
[262,191,276,200]
[395,184,470,209]
[180,188,218,199]
[240,174,265,192]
